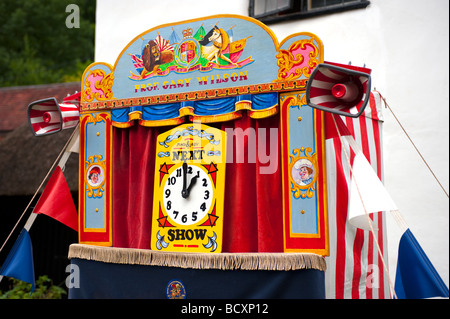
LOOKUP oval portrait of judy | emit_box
[291,158,315,187]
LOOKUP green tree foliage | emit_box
[0,275,67,299]
[0,0,95,86]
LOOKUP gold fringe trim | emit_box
[68,244,326,272]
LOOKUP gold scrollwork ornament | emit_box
[276,37,320,82]
[83,69,114,102]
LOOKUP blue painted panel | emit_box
[84,118,106,229]
[287,95,319,235]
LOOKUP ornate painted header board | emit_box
[81,14,323,115]
[79,14,329,255]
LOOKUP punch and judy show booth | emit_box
[11,10,448,299]
[32,14,380,298]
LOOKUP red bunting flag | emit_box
[34,166,78,231]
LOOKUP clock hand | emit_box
[185,174,199,198]
[181,161,188,198]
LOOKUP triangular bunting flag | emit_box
[329,114,397,231]
[395,228,449,299]
[0,229,35,292]
[347,150,398,231]
[34,166,78,231]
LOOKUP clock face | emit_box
[163,164,213,226]
[151,123,226,253]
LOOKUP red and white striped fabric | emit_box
[325,91,391,299]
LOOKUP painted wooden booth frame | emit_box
[78,14,329,256]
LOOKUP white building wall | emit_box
[95,0,449,292]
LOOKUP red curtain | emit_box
[112,113,283,252]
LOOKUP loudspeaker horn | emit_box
[306,61,371,118]
[27,92,81,136]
